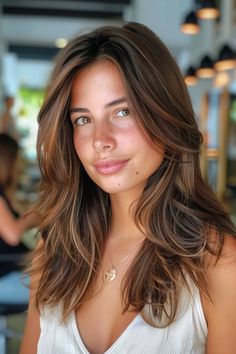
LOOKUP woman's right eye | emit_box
[74,117,91,126]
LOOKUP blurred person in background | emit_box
[0,95,19,140]
[0,133,40,304]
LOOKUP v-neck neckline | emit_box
[71,311,141,354]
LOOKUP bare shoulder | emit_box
[203,235,236,315]
[201,235,236,354]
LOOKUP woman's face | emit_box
[70,60,164,196]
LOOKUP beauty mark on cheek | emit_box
[136,171,140,175]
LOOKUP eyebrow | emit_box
[69,97,127,114]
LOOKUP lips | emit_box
[94,159,129,175]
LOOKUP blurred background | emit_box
[0,0,235,353]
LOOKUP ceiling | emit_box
[1,0,131,60]
[1,0,130,19]
[1,0,235,65]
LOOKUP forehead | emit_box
[72,60,126,89]
[70,60,128,104]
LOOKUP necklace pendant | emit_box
[104,266,117,282]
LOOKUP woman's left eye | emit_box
[116,108,130,117]
[74,116,91,126]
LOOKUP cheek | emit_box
[73,132,89,161]
[148,145,164,167]
[135,143,164,174]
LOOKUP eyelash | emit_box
[116,108,130,117]
[74,116,91,126]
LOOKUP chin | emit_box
[95,179,145,196]
[96,183,126,194]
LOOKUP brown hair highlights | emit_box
[32,22,236,326]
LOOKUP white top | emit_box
[37,282,207,354]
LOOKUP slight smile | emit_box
[94,159,129,175]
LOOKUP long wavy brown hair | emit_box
[31,22,236,326]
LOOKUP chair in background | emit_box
[0,303,28,354]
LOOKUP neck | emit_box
[109,192,144,243]
[101,192,145,283]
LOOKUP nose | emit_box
[93,121,116,153]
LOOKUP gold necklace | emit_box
[104,251,132,282]
[104,237,145,282]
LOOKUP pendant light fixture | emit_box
[184,66,198,86]
[180,1,220,35]
[196,55,215,78]
[196,0,219,20]
[181,11,200,35]
[214,44,236,71]
[213,71,230,88]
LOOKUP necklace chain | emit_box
[109,251,132,268]
[104,239,144,282]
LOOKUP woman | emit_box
[21,22,236,353]
[0,96,19,140]
[0,133,39,303]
